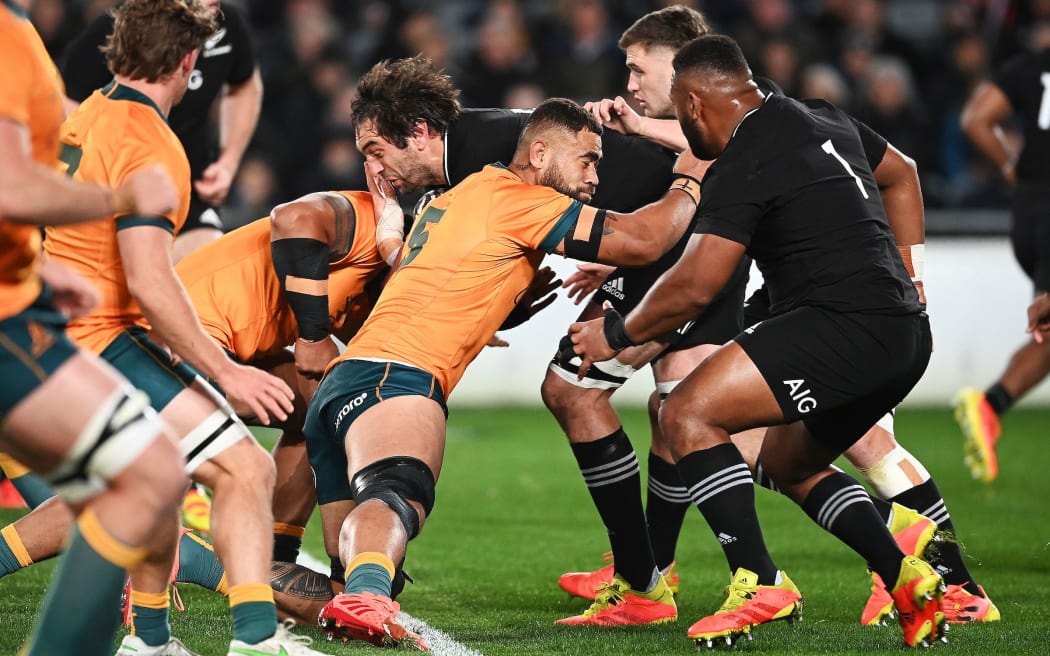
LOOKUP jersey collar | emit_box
[101,79,169,125]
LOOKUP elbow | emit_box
[270,201,309,239]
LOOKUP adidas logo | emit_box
[601,277,626,300]
[717,532,737,544]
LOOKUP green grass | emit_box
[1,407,1048,654]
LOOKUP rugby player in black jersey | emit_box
[957,27,1050,483]
[568,35,947,649]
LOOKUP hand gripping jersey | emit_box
[333,165,581,397]
[0,2,66,319]
[176,191,387,362]
[43,81,191,353]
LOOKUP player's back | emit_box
[341,165,579,396]
[178,191,386,361]
[992,48,1050,181]
[44,82,191,352]
[700,89,919,316]
[0,2,66,319]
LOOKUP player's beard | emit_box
[539,166,593,203]
[396,155,442,195]
[680,117,720,160]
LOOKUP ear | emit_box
[409,120,431,151]
[528,139,547,169]
[182,48,199,75]
[687,90,701,121]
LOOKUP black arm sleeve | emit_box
[220,4,257,85]
[60,14,116,102]
[272,238,330,341]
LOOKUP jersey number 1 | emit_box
[821,140,869,199]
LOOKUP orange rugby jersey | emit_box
[0,1,66,319]
[176,191,387,362]
[44,81,191,353]
[335,164,582,397]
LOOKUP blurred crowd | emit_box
[30,0,1050,228]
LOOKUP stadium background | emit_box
[28,0,1050,404]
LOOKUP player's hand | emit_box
[216,362,295,426]
[582,96,641,136]
[38,259,99,319]
[1027,292,1050,344]
[567,311,617,379]
[563,262,614,304]
[294,335,340,381]
[117,165,179,217]
[486,334,510,348]
[673,149,713,181]
[193,161,235,206]
[521,266,561,317]
[365,161,403,263]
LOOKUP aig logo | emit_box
[782,379,817,413]
[334,392,368,431]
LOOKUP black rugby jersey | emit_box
[61,3,256,180]
[694,84,922,317]
[993,48,1050,182]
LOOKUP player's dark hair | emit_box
[352,56,461,149]
[104,0,216,82]
[521,98,602,142]
[619,5,711,52]
[673,34,751,79]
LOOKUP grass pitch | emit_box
[0,406,1047,654]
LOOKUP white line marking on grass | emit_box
[297,551,484,656]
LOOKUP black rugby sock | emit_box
[984,383,1013,416]
[802,472,901,585]
[645,452,690,571]
[571,429,657,592]
[677,444,778,584]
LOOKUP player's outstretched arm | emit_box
[553,151,711,267]
[874,144,926,303]
[567,232,745,377]
[960,81,1017,184]
[119,224,293,424]
[0,120,177,225]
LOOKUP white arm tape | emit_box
[910,243,924,282]
[376,200,404,244]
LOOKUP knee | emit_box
[540,371,579,418]
[351,457,435,541]
[211,440,277,495]
[657,396,693,456]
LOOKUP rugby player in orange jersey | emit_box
[308,98,711,648]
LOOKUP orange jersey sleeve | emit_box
[0,4,66,319]
[337,165,580,396]
[44,83,191,353]
[178,192,386,362]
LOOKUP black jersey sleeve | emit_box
[59,13,114,102]
[850,117,889,171]
[221,4,257,86]
[692,160,764,247]
[991,53,1029,107]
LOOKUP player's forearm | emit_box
[601,185,699,266]
[963,121,1015,173]
[635,117,688,152]
[130,266,235,380]
[880,172,925,249]
[0,160,118,225]
[216,70,262,173]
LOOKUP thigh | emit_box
[305,360,447,505]
[1010,184,1047,284]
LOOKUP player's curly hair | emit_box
[103,0,217,82]
[619,5,711,52]
[352,56,461,148]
